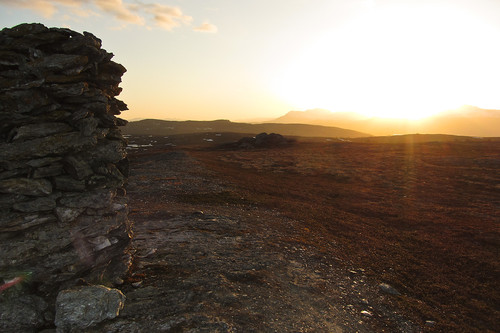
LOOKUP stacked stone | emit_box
[0,23,132,330]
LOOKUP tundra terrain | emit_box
[112,133,499,332]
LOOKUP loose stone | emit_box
[379,283,401,295]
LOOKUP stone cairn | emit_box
[0,23,132,330]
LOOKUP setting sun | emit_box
[273,3,500,120]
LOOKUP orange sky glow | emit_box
[1,0,500,124]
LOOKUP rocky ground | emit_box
[91,144,421,332]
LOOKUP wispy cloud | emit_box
[140,3,192,30]
[193,22,218,33]
[94,0,144,25]
[0,0,59,17]
[0,0,213,32]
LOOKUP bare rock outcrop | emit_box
[0,23,131,331]
[234,132,294,149]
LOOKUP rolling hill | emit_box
[122,119,370,138]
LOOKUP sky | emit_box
[1,0,500,121]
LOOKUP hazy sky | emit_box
[2,0,500,121]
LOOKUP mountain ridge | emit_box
[123,119,371,138]
[271,106,500,137]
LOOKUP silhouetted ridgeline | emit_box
[0,23,130,331]
[274,107,500,137]
[123,119,371,138]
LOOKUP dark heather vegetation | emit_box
[124,133,499,332]
[188,137,499,332]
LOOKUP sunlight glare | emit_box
[273,4,500,119]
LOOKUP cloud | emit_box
[0,0,59,17]
[193,22,218,33]
[0,0,211,32]
[140,3,192,30]
[94,0,144,25]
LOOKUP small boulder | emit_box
[55,285,125,330]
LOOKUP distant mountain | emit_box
[122,119,370,138]
[351,133,499,144]
[273,107,500,137]
[274,108,366,123]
